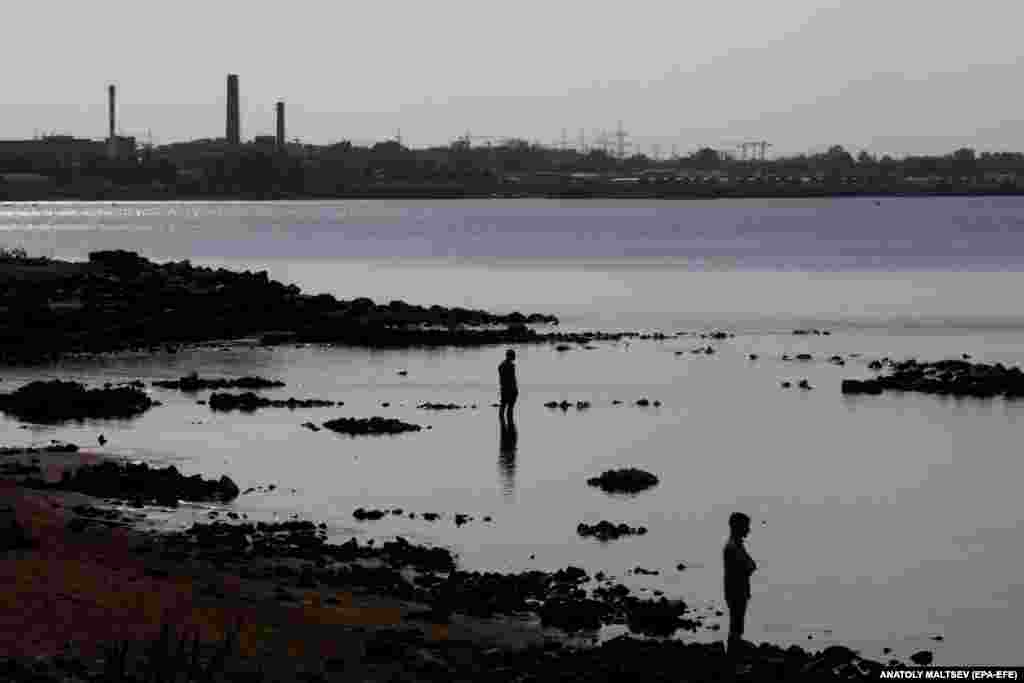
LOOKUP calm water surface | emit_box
[1,198,1023,665]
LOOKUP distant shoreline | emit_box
[3,184,1023,202]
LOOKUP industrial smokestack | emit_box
[276,101,285,149]
[226,74,240,145]
[108,85,116,140]
[107,85,118,159]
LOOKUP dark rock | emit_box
[910,650,933,666]
[0,380,157,423]
[18,460,239,504]
[635,398,650,407]
[301,422,321,432]
[417,402,465,410]
[796,353,813,361]
[555,344,572,352]
[152,372,285,392]
[322,416,423,435]
[842,358,1024,398]
[749,353,759,360]
[0,503,36,551]
[576,521,648,541]
[208,392,337,411]
[841,379,882,394]
[798,379,812,390]
[586,468,659,494]
[781,381,792,388]
[353,507,387,521]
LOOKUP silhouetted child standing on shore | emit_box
[724,511,757,655]
[498,349,518,422]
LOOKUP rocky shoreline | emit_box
[0,446,931,681]
[0,250,558,364]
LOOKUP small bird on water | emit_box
[98,434,107,446]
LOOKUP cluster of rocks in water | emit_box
[321,417,424,435]
[576,520,648,541]
[0,250,560,363]
[793,328,831,335]
[416,402,468,410]
[545,398,662,410]
[777,353,847,366]
[152,373,285,392]
[17,459,240,506]
[586,468,659,494]
[352,507,493,526]
[842,358,1024,398]
[0,380,160,423]
[207,392,338,412]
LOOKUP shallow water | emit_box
[2,199,1024,665]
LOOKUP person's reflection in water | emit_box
[498,411,518,499]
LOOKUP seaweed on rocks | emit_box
[152,373,285,392]
[0,380,158,423]
[842,358,1024,398]
[321,417,423,435]
[587,468,659,494]
[208,392,337,412]
[576,521,648,541]
[416,402,466,410]
[18,460,239,504]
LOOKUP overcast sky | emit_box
[3,0,1022,157]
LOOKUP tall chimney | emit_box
[108,85,116,140]
[107,85,118,159]
[226,74,240,145]
[276,101,285,149]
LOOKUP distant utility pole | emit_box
[560,128,569,151]
[671,143,678,159]
[396,129,403,146]
[578,128,586,154]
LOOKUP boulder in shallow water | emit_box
[587,468,659,494]
[322,416,423,435]
[0,380,157,423]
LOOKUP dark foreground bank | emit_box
[0,447,919,682]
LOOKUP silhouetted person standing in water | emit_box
[724,512,757,656]
[498,349,518,422]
